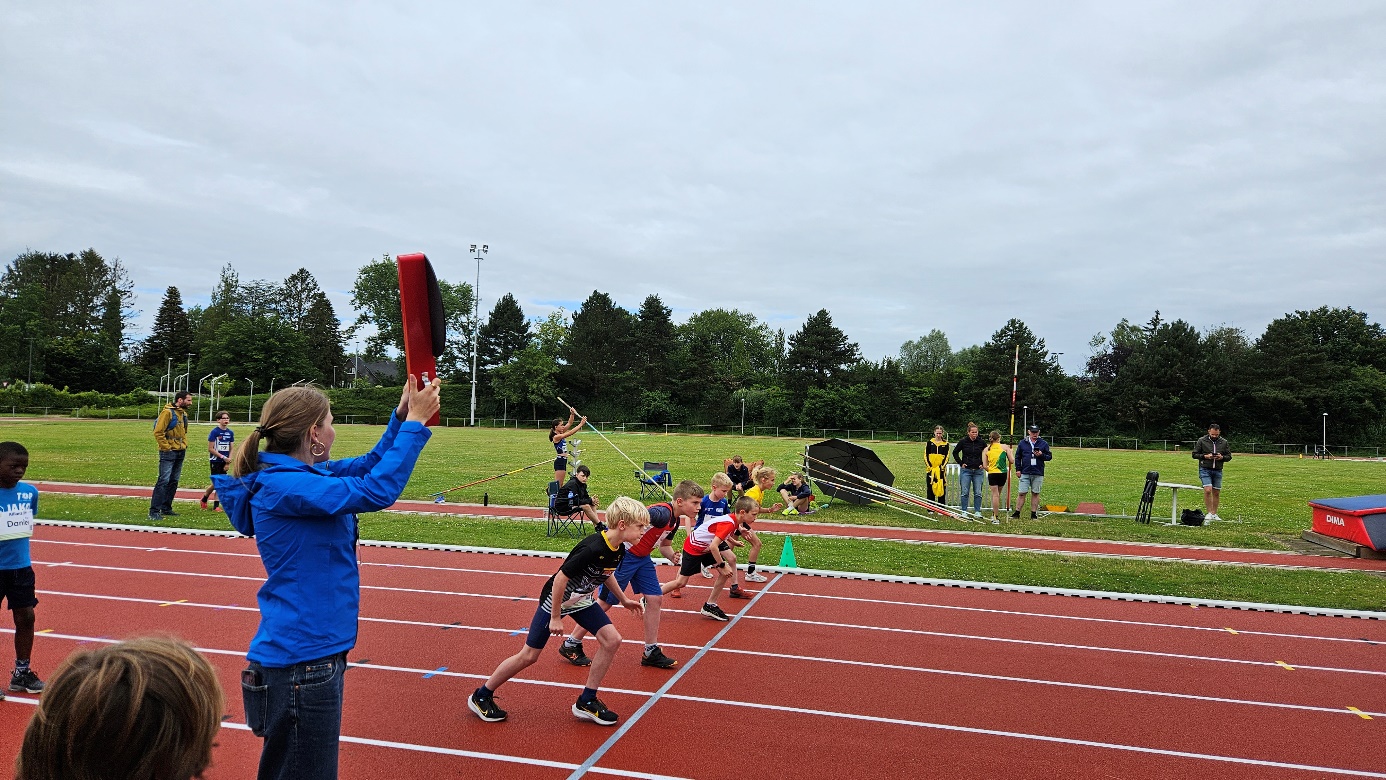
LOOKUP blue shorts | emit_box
[525,601,610,650]
[600,555,660,604]
[1199,468,1223,490]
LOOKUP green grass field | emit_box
[8,418,1385,610]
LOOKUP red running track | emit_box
[31,480,1386,573]
[3,526,1385,778]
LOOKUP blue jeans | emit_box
[958,468,985,513]
[150,449,186,514]
[242,652,348,780]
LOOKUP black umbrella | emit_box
[803,439,895,506]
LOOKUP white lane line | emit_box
[35,565,1386,681]
[565,573,784,780]
[736,613,1386,677]
[768,589,1386,646]
[647,694,1386,778]
[34,592,1386,718]
[0,696,690,780]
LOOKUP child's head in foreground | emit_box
[17,635,225,780]
[0,441,29,489]
[604,496,651,542]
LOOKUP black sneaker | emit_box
[9,669,44,694]
[468,690,507,722]
[1009,510,1021,519]
[640,646,678,669]
[700,603,728,622]
[558,641,592,667]
[147,512,163,522]
[162,510,180,517]
[572,697,618,725]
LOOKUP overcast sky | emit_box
[3,2,1383,373]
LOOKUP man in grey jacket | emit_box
[1192,423,1232,521]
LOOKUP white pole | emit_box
[246,379,255,422]
[469,244,487,427]
[740,397,745,435]
[1323,412,1327,455]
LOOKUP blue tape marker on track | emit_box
[422,667,447,679]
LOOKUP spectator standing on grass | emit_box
[16,636,223,780]
[1011,424,1052,520]
[0,441,45,698]
[952,423,987,514]
[214,377,439,780]
[924,426,950,505]
[1192,422,1231,522]
[149,391,192,522]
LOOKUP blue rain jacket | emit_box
[213,412,431,666]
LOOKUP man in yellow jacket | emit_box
[149,391,192,522]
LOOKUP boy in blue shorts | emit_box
[469,497,648,726]
[200,411,234,511]
[0,441,45,697]
[559,479,703,670]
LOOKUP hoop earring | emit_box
[310,440,326,458]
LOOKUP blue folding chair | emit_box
[546,480,588,538]
[635,461,672,500]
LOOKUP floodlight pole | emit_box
[1323,412,1328,455]
[246,379,255,422]
[196,373,213,421]
[468,243,485,426]
[740,397,746,436]
[26,337,36,385]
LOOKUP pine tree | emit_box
[138,287,194,372]
[632,295,677,393]
[302,291,347,385]
[477,293,529,370]
[783,309,861,390]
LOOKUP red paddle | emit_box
[395,252,445,426]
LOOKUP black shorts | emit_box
[679,546,729,577]
[554,456,568,471]
[210,460,228,476]
[0,567,38,610]
[988,473,1008,487]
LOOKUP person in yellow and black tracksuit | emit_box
[150,391,192,521]
[924,426,950,505]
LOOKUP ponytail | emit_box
[230,387,331,478]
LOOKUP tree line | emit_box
[2,249,1383,443]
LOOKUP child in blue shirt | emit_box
[201,411,234,511]
[0,441,45,696]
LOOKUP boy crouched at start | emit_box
[469,497,649,726]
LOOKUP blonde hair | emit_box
[710,472,734,490]
[966,421,978,432]
[232,387,330,478]
[17,636,224,780]
[605,496,650,527]
[752,465,776,484]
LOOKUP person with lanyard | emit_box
[924,425,950,506]
[1011,424,1053,520]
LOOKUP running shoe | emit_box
[728,586,751,600]
[700,563,714,579]
[9,669,45,694]
[640,646,678,669]
[1207,513,1221,522]
[573,697,618,725]
[700,603,729,621]
[782,507,799,516]
[200,498,208,510]
[147,512,163,523]
[744,571,767,583]
[668,588,683,599]
[468,690,507,722]
[163,510,180,517]
[558,641,592,667]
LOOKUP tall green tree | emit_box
[302,291,348,385]
[675,308,777,422]
[477,293,529,371]
[202,316,315,389]
[137,287,194,375]
[631,295,678,394]
[959,318,1069,432]
[278,268,324,332]
[559,291,636,414]
[493,310,567,420]
[782,309,861,392]
[899,329,952,375]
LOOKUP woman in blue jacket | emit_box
[214,376,440,780]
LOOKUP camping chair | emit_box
[546,480,588,538]
[635,462,672,500]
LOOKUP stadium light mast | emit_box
[469,244,487,427]
[1323,412,1328,455]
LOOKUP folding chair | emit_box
[635,461,672,500]
[546,480,588,538]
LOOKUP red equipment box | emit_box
[1308,495,1386,551]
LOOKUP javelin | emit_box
[802,452,979,522]
[557,396,673,500]
[801,452,962,518]
[430,458,554,502]
[808,474,937,523]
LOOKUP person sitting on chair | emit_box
[560,464,603,530]
[722,455,761,498]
